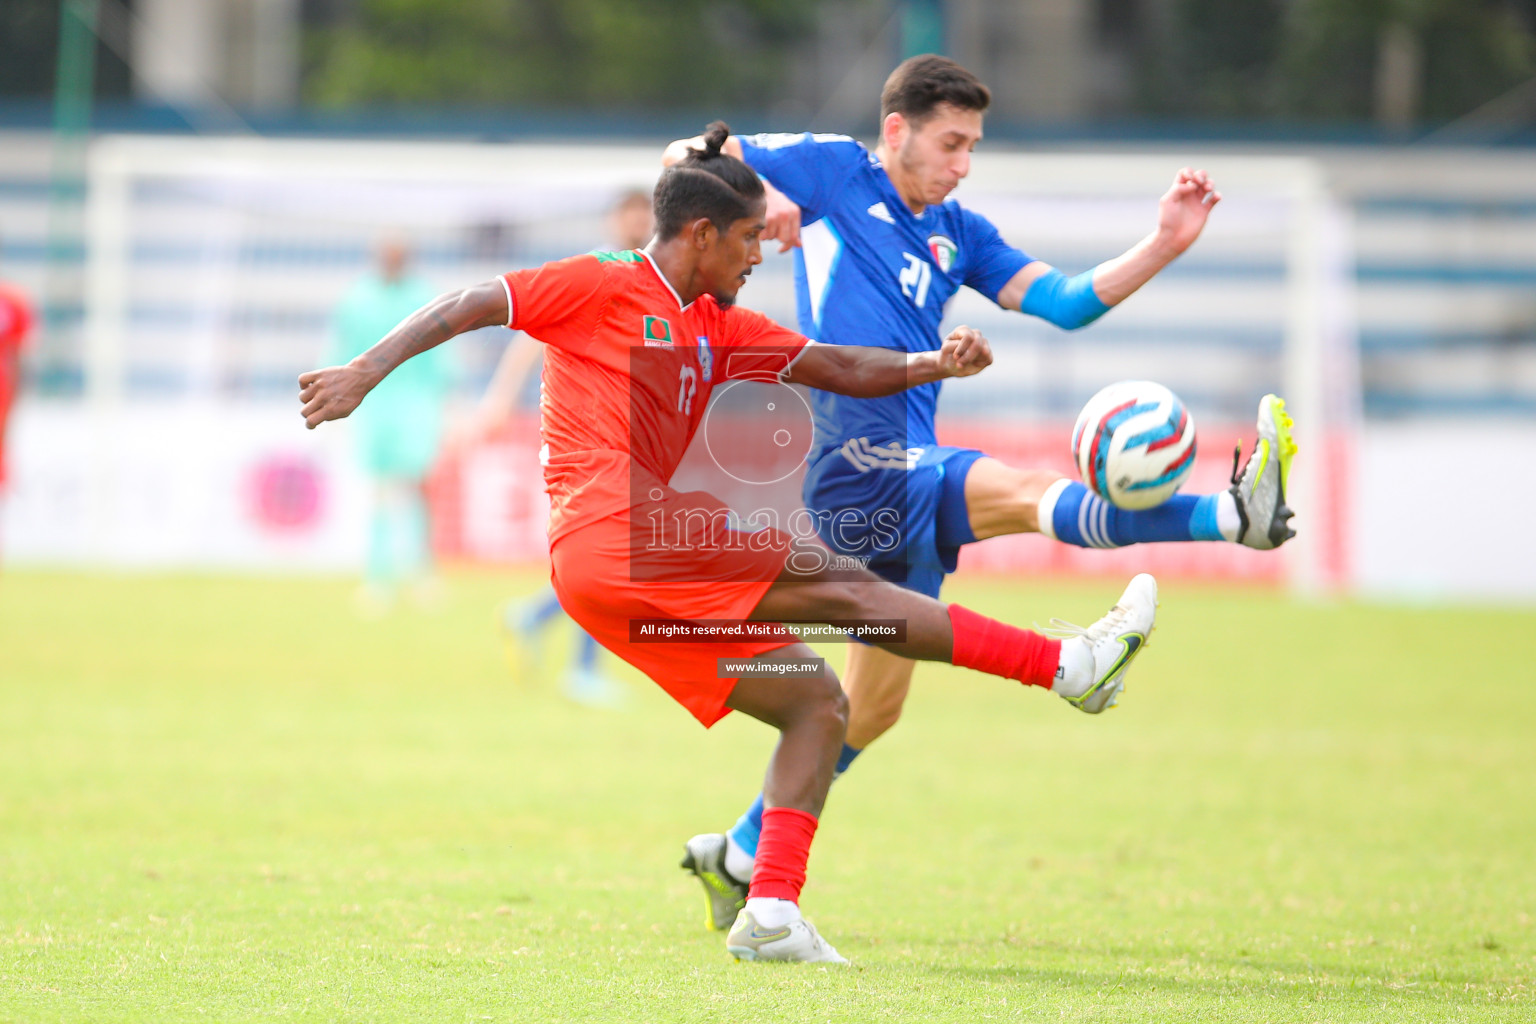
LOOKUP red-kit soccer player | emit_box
[298,125,1159,964]
[0,239,35,554]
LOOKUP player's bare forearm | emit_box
[1001,167,1221,315]
[786,327,991,397]
[1094,166,1221,305]
[299,280,507,429]
[367,282,507,377]
[1088,230,1186,306]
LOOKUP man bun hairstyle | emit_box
[880,54,990,131]
[653,121,766,240]
[699,121,731,157]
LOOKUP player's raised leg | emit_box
[971,394,1299,552]
[969,457,1235,547]
[742,566,1158,716]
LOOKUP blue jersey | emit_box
[738,132,1033,455]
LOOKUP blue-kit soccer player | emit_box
[664,55,1298,929]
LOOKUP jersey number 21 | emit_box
[899,253,931,309]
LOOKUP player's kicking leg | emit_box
[971,393,1299,552]
[685,553,1159,934]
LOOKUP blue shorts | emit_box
[803,442,986,599]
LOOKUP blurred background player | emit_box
[299,128,1159,962]
[476,188,655,707]
[664,55,1297,926]
[0,228,34,563]
[328,234,450,615]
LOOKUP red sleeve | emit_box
[500,255,607,353]
[0,286,33,353]
[716,305,809,382]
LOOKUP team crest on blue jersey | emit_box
[927,234,957,274]
[696,335,713,381]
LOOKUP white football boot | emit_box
[1043,573,1158,714]
[1230,393,1298,550]
[726,907,849,964]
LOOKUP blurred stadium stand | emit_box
[1,0,1533,598]
[3,130,1532,417]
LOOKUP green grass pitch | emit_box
[2,568,1533,1022]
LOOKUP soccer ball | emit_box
[1071,380,1197,510]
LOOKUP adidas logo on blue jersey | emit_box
[866,202,894,224]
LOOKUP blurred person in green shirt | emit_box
[329,235,450,613]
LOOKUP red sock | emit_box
[749,806,818,903]
[948,603,1061,688]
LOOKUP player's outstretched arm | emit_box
[785,326,991,397]
[299,280,507,429]
[997,167,1221,327]
[1089,166,1222,305]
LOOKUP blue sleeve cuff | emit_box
[1020,268,1110,330]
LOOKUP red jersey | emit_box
[501,250,808,541]
[0,280,34,487]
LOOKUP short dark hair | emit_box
[879,55,990,131]
[653,121,765,240]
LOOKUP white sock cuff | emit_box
[745,897,801,928]
[1215,490,1243,543]
[1036,477,1073,541]
[724,834,756,882]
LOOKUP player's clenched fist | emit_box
[298,363,378,429]
[938,325,991,378]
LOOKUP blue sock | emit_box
[521,587,566,631]
[834,742,863,777]
[575,631,600,672]
[1049,481,1225,547]
[728,794,765,858]
[728,744,862,859]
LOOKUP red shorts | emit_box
[549,488,799,727]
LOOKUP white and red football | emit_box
[1071,380,1197,510]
